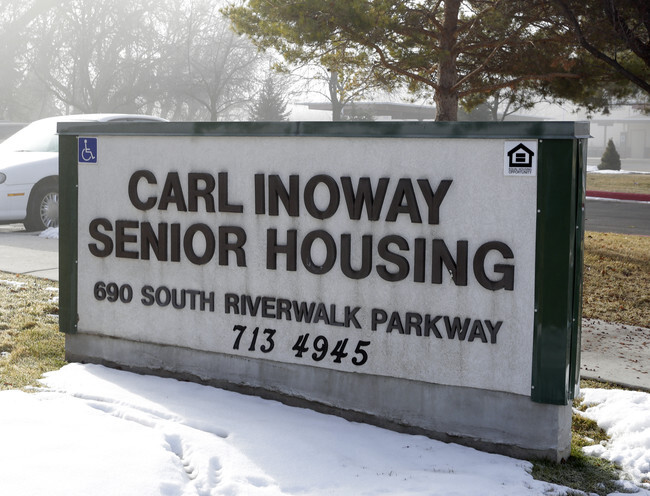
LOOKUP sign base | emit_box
[66,332,572,461]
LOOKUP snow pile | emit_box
[0,363,574,496]
[39,226,59,239]
[581,388,650,487]
[1,364,649,495]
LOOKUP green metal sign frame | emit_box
[58,120,588,405]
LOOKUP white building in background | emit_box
[292,101,650,166]
[491,102,650,163]
[588,115,650,160]
[556,105,650,171]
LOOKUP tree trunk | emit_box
[434,0,460,121]
[329,69,344,121]
[490,92,500,121]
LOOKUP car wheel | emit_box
[24,181,59,231]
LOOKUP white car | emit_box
[0,113,166,231]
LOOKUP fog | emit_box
[0,0,282,122]
[1,0,648,162]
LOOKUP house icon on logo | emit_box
[507,143,535,168]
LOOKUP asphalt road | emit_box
[585,198,650,236]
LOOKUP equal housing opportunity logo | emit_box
[504,140,537,176]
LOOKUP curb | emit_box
[580,373,650,393]
[586,190,650,202]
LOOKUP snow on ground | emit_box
[581,388,650,486]
[586,165,650,174]
[0,278,26,287]
[0,364,649,496]
[39,226,59,239]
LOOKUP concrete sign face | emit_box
[76,135,537,396]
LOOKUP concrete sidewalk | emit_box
[0,225,58,280]
[1,224,648,392]
[581,319,650,392]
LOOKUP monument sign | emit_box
[59,121,588,461]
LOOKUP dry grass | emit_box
[586,173,650,194]
[0,273,64,390]
[582,232,650,328]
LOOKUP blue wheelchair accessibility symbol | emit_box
[78,137,97,163]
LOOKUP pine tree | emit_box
[224,0,621,121]
[598,138,621,171]
[248,75,290,121]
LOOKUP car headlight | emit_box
[0,172,6,184]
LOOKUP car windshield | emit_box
[0,119,58,153]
